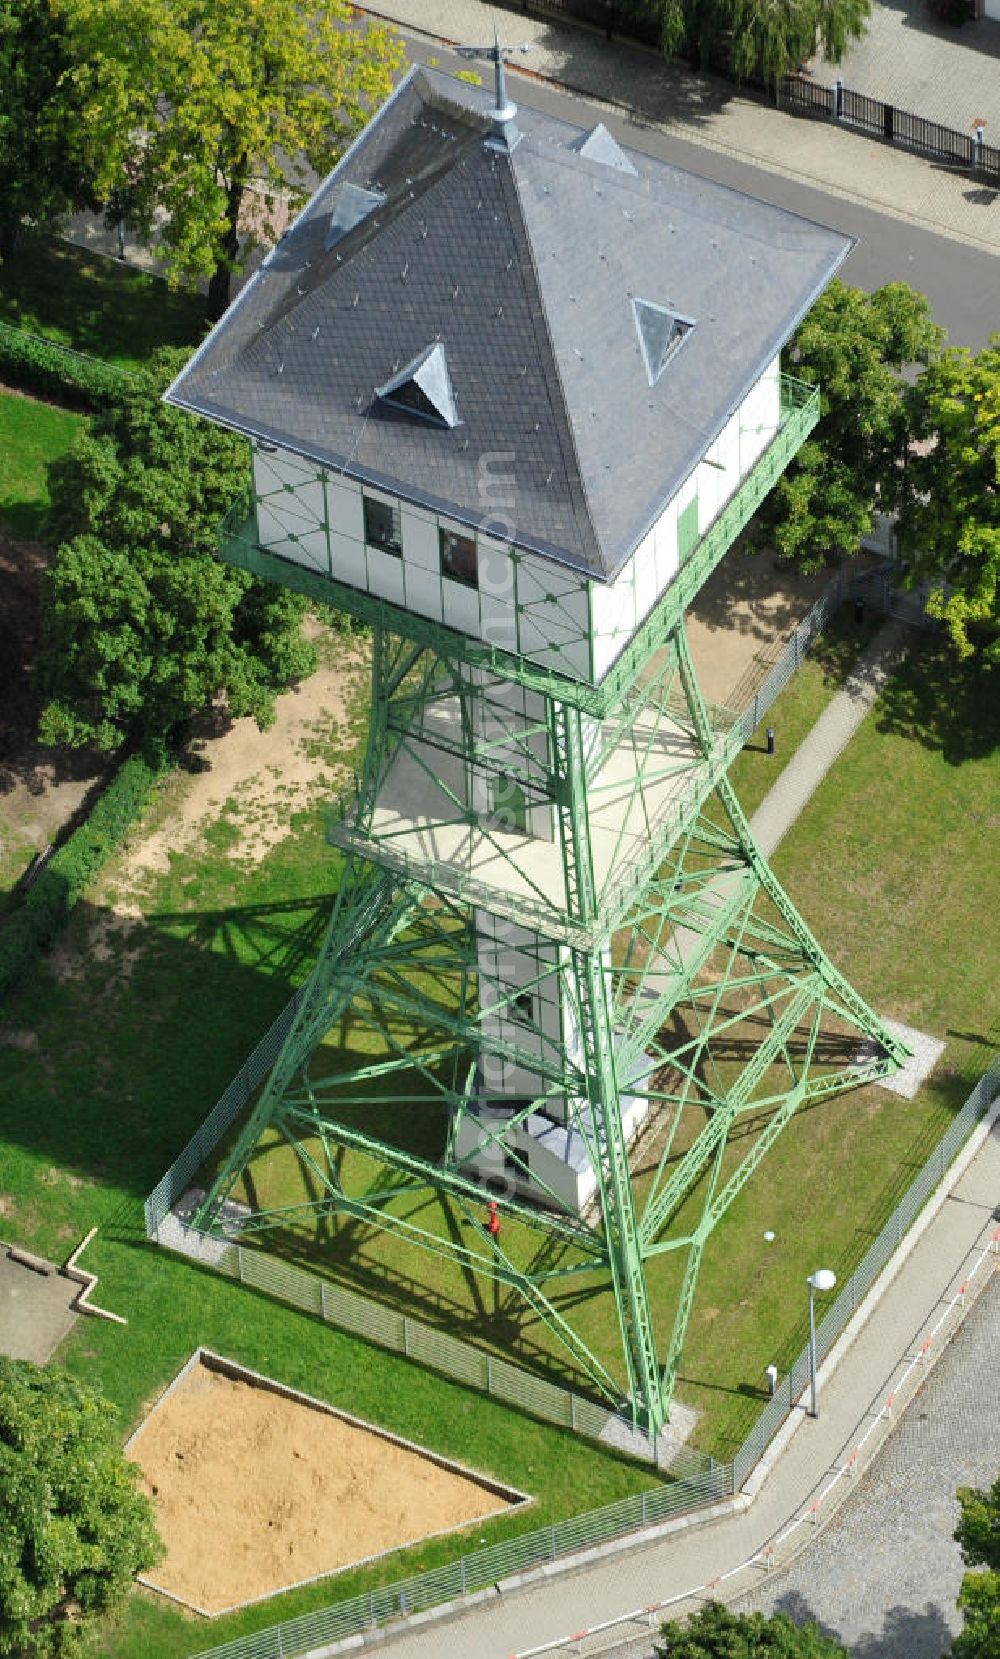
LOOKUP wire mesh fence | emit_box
[158,1049,1000,1659]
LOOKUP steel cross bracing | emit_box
[194,594,905,1433]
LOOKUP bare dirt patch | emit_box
[0,531,109,890]
[686,546,853,708]
[128,1356,521,1615]
[112,630,367,905]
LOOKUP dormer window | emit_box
[376,342,460,429]
[633,298,695,387]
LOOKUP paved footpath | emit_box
[750,621,908,857]
[359,0,1000,256]
[325,1121,1000,1659]
[306,623,1000,1659]
[739,1278,1000,1658]
[315,621,1000,1659]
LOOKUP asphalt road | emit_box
[400,30,999,351]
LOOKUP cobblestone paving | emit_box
[738,1276,1000,1657]
[806,0,1000,134]
[362,0,1000,254]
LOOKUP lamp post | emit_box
[807,1269,836,1417]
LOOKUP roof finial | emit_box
[454,32,531,153]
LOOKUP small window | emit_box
[491,771,529,835]
[511,991,535,1026]
[440,527,478,589]
[364,496,402,556]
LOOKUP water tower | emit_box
[165,59,904,1434]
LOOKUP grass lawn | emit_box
[0,676,663,1658]
[0,615,996,1652]
[0,237,205,369]
[189,615,998,1458]
[0,387,85,541]
[726,604,886,816]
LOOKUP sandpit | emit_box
[127,1351,526,1615]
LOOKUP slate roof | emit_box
[165,66,851,582]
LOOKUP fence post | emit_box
[402,1317,410,1357]
[237,1245,244,1283]
[834,78,843,120]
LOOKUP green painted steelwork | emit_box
[219,376,820,722]
[191,365,905,1434]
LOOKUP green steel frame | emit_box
[193,389,907,1429]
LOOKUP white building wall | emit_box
[473,910,594,1117]
[590,354,781,678]
[250,354,782,688]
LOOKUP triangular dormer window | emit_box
[376,342,460,429]
[632,298,694,386]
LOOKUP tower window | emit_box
[511,991,535,1026]
[440,527,478,589]
[364,495,402,556]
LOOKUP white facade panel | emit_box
[404,561,443,622]
[329,531,367,590]
[367,546,405,606]
[326,475,365,543]
[401,508,440,572]
[442,578,480,634]
[589,355,783,679]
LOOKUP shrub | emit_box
[0,319,132,410]
[0,753,160,997]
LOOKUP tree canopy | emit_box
[654,1602,850,1656]
[55,0,404,318]
[898,336,1000,663]
[0,0,94,260]
[37,348,317,754]
[650,0,871,86]
[763,279,943,570]
[0,1359,161,1657]
[951,1473,1000,1659]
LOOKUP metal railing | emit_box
[778,73,1000,185]
[499,1,1000,187]
[162,1052,1000,1659]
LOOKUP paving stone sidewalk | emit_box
[359,0,1000,254]
[804,0,1000,134]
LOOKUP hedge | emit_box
[0,320,134,410]
[0,754,162,997]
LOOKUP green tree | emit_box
[897,337,1000,663]
[764,279,943,571]
[655,1602,850,1656]
[0,1359,162,1657]
[652,0,871,86]
[951,1474,1000,1658]
[0,0,94,260]
[37,348,317,754]
[58,0,403,319]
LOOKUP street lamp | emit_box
[807,1268,837,1418]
